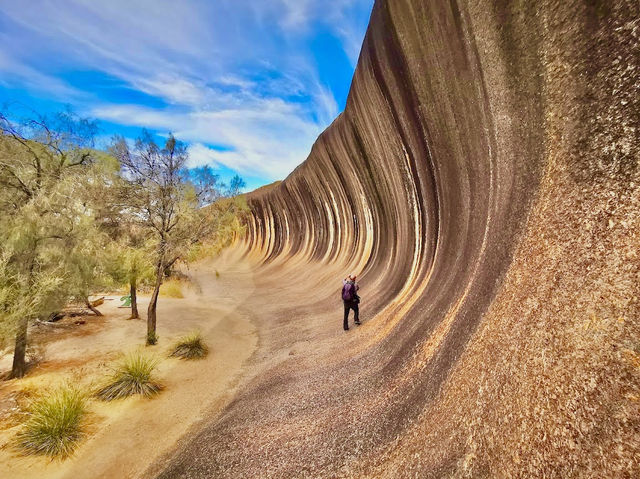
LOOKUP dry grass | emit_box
[169,332,209,360]
[0,387,35,429]
[159,279,185,298]
[15,386,87,459]
[95,352,162,401]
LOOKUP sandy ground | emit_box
[0,248,258,479]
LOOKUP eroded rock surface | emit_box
[158,1,640,477]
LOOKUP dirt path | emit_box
[151,247,379,478]
[0,248,258,479]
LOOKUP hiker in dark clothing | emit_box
[342,274,360,330]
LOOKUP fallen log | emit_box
[90,297,105,307]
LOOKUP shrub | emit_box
[159,279,184,298]
[170,332,209,360]
[16,386,87,458]
[146,330,159,345]
[95,352,162,401]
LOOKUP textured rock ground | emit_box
[156,0,640,477]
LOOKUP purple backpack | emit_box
[342,282,356,301]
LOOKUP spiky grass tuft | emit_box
[169,332,209,360]
[95,352,162,401]
[16,386,87,459]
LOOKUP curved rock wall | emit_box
[247,0,544,344]
[209,0,639,476]
[245,0,550,399]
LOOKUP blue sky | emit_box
[0,0,374,191]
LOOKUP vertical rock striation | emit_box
[161,0,640,477]
[243,0,640,475]
[245,0,550,422]
[247,0,544,350]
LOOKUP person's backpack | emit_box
[342,282,356,301]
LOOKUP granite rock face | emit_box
[248,0,544,355]
[244,0,640,475]
[162,0,640,477]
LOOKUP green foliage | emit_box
[64,222,111,305]
[104,236,155,291]
[95,351,162,400]
[16,386,87,458]
[0,110,248,365]
[111,133,249,270]
[0,110,106,370]
[186,196,249,263]
[159,279,184,298]
[110,132,248,344]
[169,331,209,360]
[0,252,65,351]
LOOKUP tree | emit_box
[0,109,100,378]
[85,161,155,321]
[111,131,234,345]
[228,174,246,196]
[120,244,153,319]
[104,231,155,319]
[65,226,110,316]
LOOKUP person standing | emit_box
[342,274,360,330]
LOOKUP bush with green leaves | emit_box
[169,332,209,360]
[95,351,162,401]
[0,110,112,378]
[16,386,87,458]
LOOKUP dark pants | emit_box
[343,301,359,329]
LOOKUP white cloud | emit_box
[278,0,313,30]
[0,0,374,183]
[91,104,183,130]
[333,24,367,66]
[216,75,256,91]
[326,0,373,66]
[133,76,207,106]
[93,96,325,180]
[311,82,339,125]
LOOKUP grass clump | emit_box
[146,330,159,345]
[159,279,184,298]
[169,332,209,360]
[95,352,162,401]
[16,386,87,459]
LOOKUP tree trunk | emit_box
[85,297,103,316]
[130,280,139,319]
[10,317,29,379]
[146,264,163,345]
[11,256,35,379]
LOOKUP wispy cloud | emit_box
[278,0,314,30]
[0,0,373,184]
[92,94,326,179]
